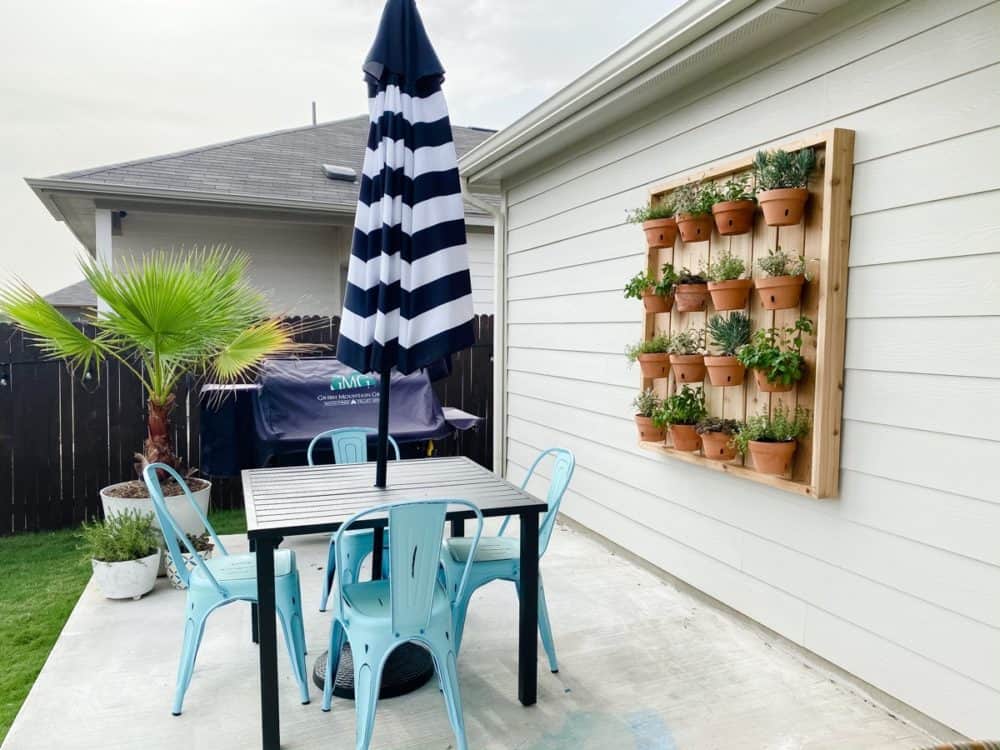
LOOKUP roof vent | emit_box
[322,164,357,182]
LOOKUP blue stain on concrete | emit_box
[627,709,676,750]
[519,709,675,750]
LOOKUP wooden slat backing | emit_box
[642,129,855,499]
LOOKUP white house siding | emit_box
[467,227,495,315]
[498,0,1000,737]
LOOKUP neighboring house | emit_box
[462,0,999,740]
[28,116,497,315]
[43,279,96,321]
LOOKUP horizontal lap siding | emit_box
[499,0,1000,737]
[467,229,495,315]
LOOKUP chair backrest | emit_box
[333,499,483,635]
[142,463,229,594]
[307,427,401,466]
[499,448,575,557]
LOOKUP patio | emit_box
[2,521,942,750]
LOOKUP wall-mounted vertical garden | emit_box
[629,129,854,499]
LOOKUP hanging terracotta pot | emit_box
[669,424,701,452]
[642,291,674,314]
[674,283,709,312]
[707,278,753,311]
[642,218,677,250]
[637,353,670,379]
[675,213,713,243]
[748,440,797,475]
[635,415,666,442]
[700,431,738,461]
[711,200,756,236]
[753,369,795,393]
[669,354,706,383]
[754,275,805,310]
[757,188,809,226]
[704,356,746,387]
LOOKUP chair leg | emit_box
[538,578,559,673]
[451,590,472,655]
[293,574,308,656]
[321,619,345,712]
[276,600,310,705]
[172,604,209,716]
[352,644,387,750]
[431,645,468,750]
[319,539,336,612]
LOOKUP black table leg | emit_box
[518,511,539,706]
[249,538,259,644]
[450,517,466,537]
[371,524,384,581]
[254,534,280,750]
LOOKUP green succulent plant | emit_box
[695,417,742,436]
[707,312,752,356]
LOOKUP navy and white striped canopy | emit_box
[336,0,475,376]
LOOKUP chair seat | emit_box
[342,579,450,619]
[191,549,295,587]
[446,536,519,563]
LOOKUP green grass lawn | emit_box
[0,508,247,743]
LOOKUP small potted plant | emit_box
[736,316,814,392]
[753,147,815,226]
[710,174,756,235]
[81,509,161,600]
[705,312,751,387]
[674,266,710,312]
[755,246,808,310]
[733,404,811,476]
[668,328,706,384]
[627,198,677,250]
[706,250,753,310]
[624,263,678,314]
[633,389,665,442]
[626,333,671,379]
[673,182,715,243]
[164,532,215,590]
[654,385,707,452]
[696,418,741,461]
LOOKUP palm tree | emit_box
[0,247,306,475]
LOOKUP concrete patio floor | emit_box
[3,522,945,750]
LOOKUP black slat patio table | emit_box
[242,456,548,750]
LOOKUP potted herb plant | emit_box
[755,246,808,310]
[733,404,811,476]
[752,147,815,226]
[633,389,665,442]
[705,311,751,387]
[668,328,706,384]
[0,249,305,537]
[673,182,715,243]
[164,532,215,590]
[654,385,706,452]
[736,316,814,392]
[710,174,756,235]
[81,509,161,600]
[627,198,677,250]
[625,263,678,314]
[696,418,741,461]
[706,250,753,310]
[626,333,671,379]
[674,266,710,312]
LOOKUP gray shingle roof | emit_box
[51,115,497,213]
[44,279,96,307]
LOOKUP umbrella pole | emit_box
[375,362,391,488]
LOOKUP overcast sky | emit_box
[0,0,676,295]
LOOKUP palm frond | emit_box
[209,318,310,382]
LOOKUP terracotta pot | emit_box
[642,218,677,250]
[754,274,805,310]
[669,424,701,452]
[704,355,746,387]
[635,415,666,443]
[700,431,738,461]
[753,368,795,393]
[711,200,756,236]
[674,283,709,312]
[675,213,713,243]
[637,353,670,379]
[642,291,674,314]
[749,440,797,476]
[669,354,706,384]
[707,278,753,311]
[757,187,809,226]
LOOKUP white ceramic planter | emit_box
[91,550,161,600]
[100,481,211,536]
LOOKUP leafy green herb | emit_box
[736,316,814,386]
[632,388,662,418]
[625,332,671,363]
[667,328,705,356]
[707,312,751,356]
[625,263,680,300]
[705,250,747,282]
[80,509,159,563]
[756,246,807,278]
[626,198,676,224]
[732,404,811,455]
[753,148,816,191]
[718,174,755,202]
[653,385,707,428]
[673,182,716,217]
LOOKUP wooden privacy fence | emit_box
[0,314,493,535]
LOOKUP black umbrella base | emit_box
[312,642,435,699]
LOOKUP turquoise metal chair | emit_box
[439,448,575,672]
[321,498,483,750]
[308,427,400,612]
[141,463,310,715]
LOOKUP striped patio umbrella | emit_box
[337,0,475,487]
